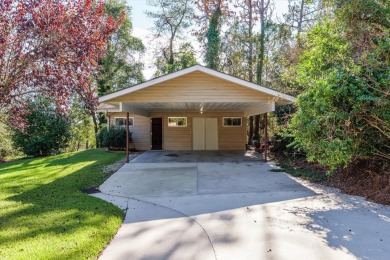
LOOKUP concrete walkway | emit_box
[93,151,390,260]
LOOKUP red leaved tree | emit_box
[0,0,123,128]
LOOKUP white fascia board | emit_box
[99,65,296,103]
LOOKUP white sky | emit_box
[127,0,290,80]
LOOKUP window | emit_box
[223,117,242,127]
[115,117,134,127]
[168,117,187,127]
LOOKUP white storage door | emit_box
[205,118,218,150]
[193,118,218,150]
[193,118,205,150]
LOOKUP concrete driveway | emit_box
[93,151,390,260]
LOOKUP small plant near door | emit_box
[252,133,261,149]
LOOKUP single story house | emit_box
[98,65,295,159]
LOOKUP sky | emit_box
[126,0,290,80]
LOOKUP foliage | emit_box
[291,0,390,171]
[0,121,16,161]
[220,21,251,79]
[97,126,131,150]
[68,99,96,152]
[271,159,328,183]
[270,128,304,156]
[154,42,197,76]
[0,0,122,129]
[147,0,194,74]
[97,0,145,96]
[205,6,222,69]
[0,149,124,259]
[283,0,326,36]
[12,101,71,157]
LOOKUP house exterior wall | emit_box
[107,111,246,151]
[108,71,272,103]
[107,113,150,151]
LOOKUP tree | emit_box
[205,6,223,69]
[0,0,122,129]
[195,0,230,70]
[95,0,144,137]
[12,100,71,157]
[253,0,272,139]
[220,21,250,79]
[97,0,145,96]
[0,119,16,161]
[68,98,96,151]
[284,0,325,37]
[233,0,258,82]
[154,42,197,76]
[146,0,194,74]
[291,0,390,171]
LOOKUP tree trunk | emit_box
[255,0,267,138]
[91,113,99,148]
[248,116,254,144]
[256,0,266,86]
[297,0,305,36]
[254,115,260,138]
[248,0,254,82]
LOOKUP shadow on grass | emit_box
[0,150,125,259]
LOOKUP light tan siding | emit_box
[108,113,150,150]
[218,117,246,150]
[109,71,272,103]
[150,111,245,151]
[107,111,246,151]
[149,113,192,150]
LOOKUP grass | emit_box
[0,149,125,260]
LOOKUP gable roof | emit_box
[99,65,295,103]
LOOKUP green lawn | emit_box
[0,149,125,260]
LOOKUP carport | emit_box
[97,65,296,162]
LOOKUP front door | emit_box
[193,118,218,150]
[151,118,163,150]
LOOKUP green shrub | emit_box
[291,15,389,171]
[12,103,71,157]
[97,126,131,150]
[270,129,304,157]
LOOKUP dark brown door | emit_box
[151,118,163,150]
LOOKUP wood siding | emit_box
[150,111,246,151]
[108,113,150,150]
[107,111,246,151]
[109,71,272,103]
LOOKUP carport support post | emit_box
[264,113,268,162]
[126,112,129,163]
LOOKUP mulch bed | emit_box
[325,160,390,205]
[276,156,390,206]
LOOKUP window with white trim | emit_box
[115,117,134,127]
[223,117,242,127]
[168,117,187,127]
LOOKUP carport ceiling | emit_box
[121,102,272,112]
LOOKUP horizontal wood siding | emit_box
[218,117,246,150]
[108,113,150,150]
[150,111,245,151]
[149,112,192,150]
[110,71,271,103]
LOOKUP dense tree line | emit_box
[1,0,388,174]
[146,0,389,171]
